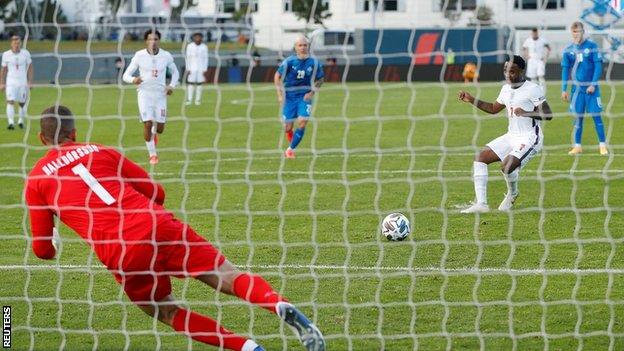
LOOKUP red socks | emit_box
[172,308,248,351]
[232,273,285,313]
[286,130,293,142]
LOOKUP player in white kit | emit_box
[522,28,551,91]
[123,29,179,165]
[0,35,33,130]
[184,32,208,106]
[458,55,553,213]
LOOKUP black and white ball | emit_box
[381,213,411,241]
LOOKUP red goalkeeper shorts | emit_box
[111,217,226,303]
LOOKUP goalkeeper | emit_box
[25,105,325,351]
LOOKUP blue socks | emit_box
[574,115,606,144]
[290,128,305,149]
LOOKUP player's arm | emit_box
[561,50,571,100]
[544,44,551,61]
[0,55,7,90]
[202,46,209,73]
[166,55,179,95]
[27,64,33,88]
[25,183,56,259]
[304,60,325,101]
[588,47,603,93]
[120,154,165,205]
[514,100,553,121]
[458,90,505,114]
[274,62,286,104]
[122,55,141,85]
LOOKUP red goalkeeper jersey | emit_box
[25,142,166,268]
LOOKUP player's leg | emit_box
[6,100,15,129]
[194,73,203,105]
[285,99,311,157]
[569,91,585,154]
[282,99,297,157]
[121,273,261,351]
[461,136,508,214]
[498,136,541,211]
[196,261,325,351]
[17,102,26,128]
[537,60,546,93]
[588,95,608,155]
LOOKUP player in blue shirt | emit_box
[561,21,608,155]
[274,35,324,159]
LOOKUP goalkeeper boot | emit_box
[599,145,609,156]
[285,147,295,159]
[7,124,14,130]
[276,302,325,351]
[568,146,582,155]
[460,203,490,214]
[498,192,519,212]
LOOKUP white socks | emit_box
[18,105,26,124]
[186,85,195,102]
[6,104,15,125]
[146,125,158,157]
[241,340,260,351]
[473,161,488,205]
[504,168,519,195]
[538,76,546,93]
[195,85,202,103]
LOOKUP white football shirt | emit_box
[496,80,546,136]
[522,37,549,60]
[122,48,179,93]
[185,42,208,72]
[1,49,32,86]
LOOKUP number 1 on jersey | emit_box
[71,163,116,205]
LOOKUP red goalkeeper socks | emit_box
[232,273,285,313]
[286,130,293,142]
[172,308,248,351]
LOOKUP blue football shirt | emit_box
[277,55,324,98]
[561,39,602,94]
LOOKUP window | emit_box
[439,0,477,11]
[357,0,404,12]
[218,0,258,13]
[514,0,565,10]
[324,31,354,46]
[284,0,292,12]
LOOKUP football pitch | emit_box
[1,81,624,350]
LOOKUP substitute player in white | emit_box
[522,28,551,92]
[184,32,208,105]
[123,29,179,165]
[458,55,553,213]
[0,35,33,130]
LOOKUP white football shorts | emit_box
[5,84,29,103]
[486,133,542,168]
[138,90,167,123]
[187,70,205,84]
[526,58,545,79]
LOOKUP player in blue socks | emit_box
[561,21,608,155]
[274,35,324,159]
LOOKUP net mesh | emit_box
[1,0,624,350]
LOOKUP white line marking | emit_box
[1,263,623,275]
[151,169,622,176]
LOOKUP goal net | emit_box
[1,1,623,350]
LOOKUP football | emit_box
[380,213,411,241]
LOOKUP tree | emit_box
[4,0,68,39]
[292,0,331,27]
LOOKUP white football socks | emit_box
[18,105,26,124]
[186,85,195,103]
[6,104,15,125]
[504,168,519,195]
[195,85,202,103]
[473,161,488,205]
[146,125,158,157]
[241,340,260,351]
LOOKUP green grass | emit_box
[1,81,624,350]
